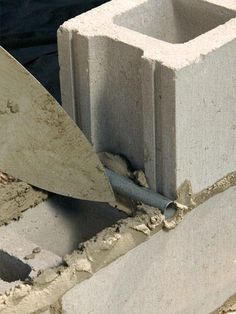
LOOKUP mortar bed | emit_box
[0,172,235,312]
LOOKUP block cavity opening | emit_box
[0,250,31,282]
[114,0,236,44]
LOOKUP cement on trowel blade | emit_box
[0,47,115,204]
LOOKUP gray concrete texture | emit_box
[0,229,62,292]
[58,0,236,199]
[62,186,236,314]
[0,195,125,294]
[0,195,126,257]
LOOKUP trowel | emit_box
[0,46,115,204]
[0,47,178,217]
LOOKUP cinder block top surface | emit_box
[0,229,62,279]
[60,0,236,69]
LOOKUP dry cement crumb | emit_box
[32,247,41,254]
[0,172,16,184]
[24,253,35,260]
[131,224,151,236]
[133,170,149,188]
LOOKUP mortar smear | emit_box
[0,171,48,225]
[212,293,236,313]
[176,172,236,210]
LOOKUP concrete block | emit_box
[58,0,236,198]
[62,186,236,314]
[1,195,126,257]
[0,229,62,289]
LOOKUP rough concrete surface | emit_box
[61,186,236,314]
[1,194,127,257]
[58,0,236,198]
[0,229,62,281]
[0,174,235,313]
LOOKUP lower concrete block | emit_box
[0,194,127,310]
[1,195,126,257]
[62,186,236,314]
[0,229,62,290]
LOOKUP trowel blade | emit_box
[0,47,115,204]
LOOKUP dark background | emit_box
[0,0,108,102]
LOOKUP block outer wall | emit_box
[154,64,177,198]
[74,33,92,140]
[67,35,146,170]
[57,27,76,121]
[58,28,93,141]
[62,187,236,314]
[141,57,157,190]
[175,38,236,193]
